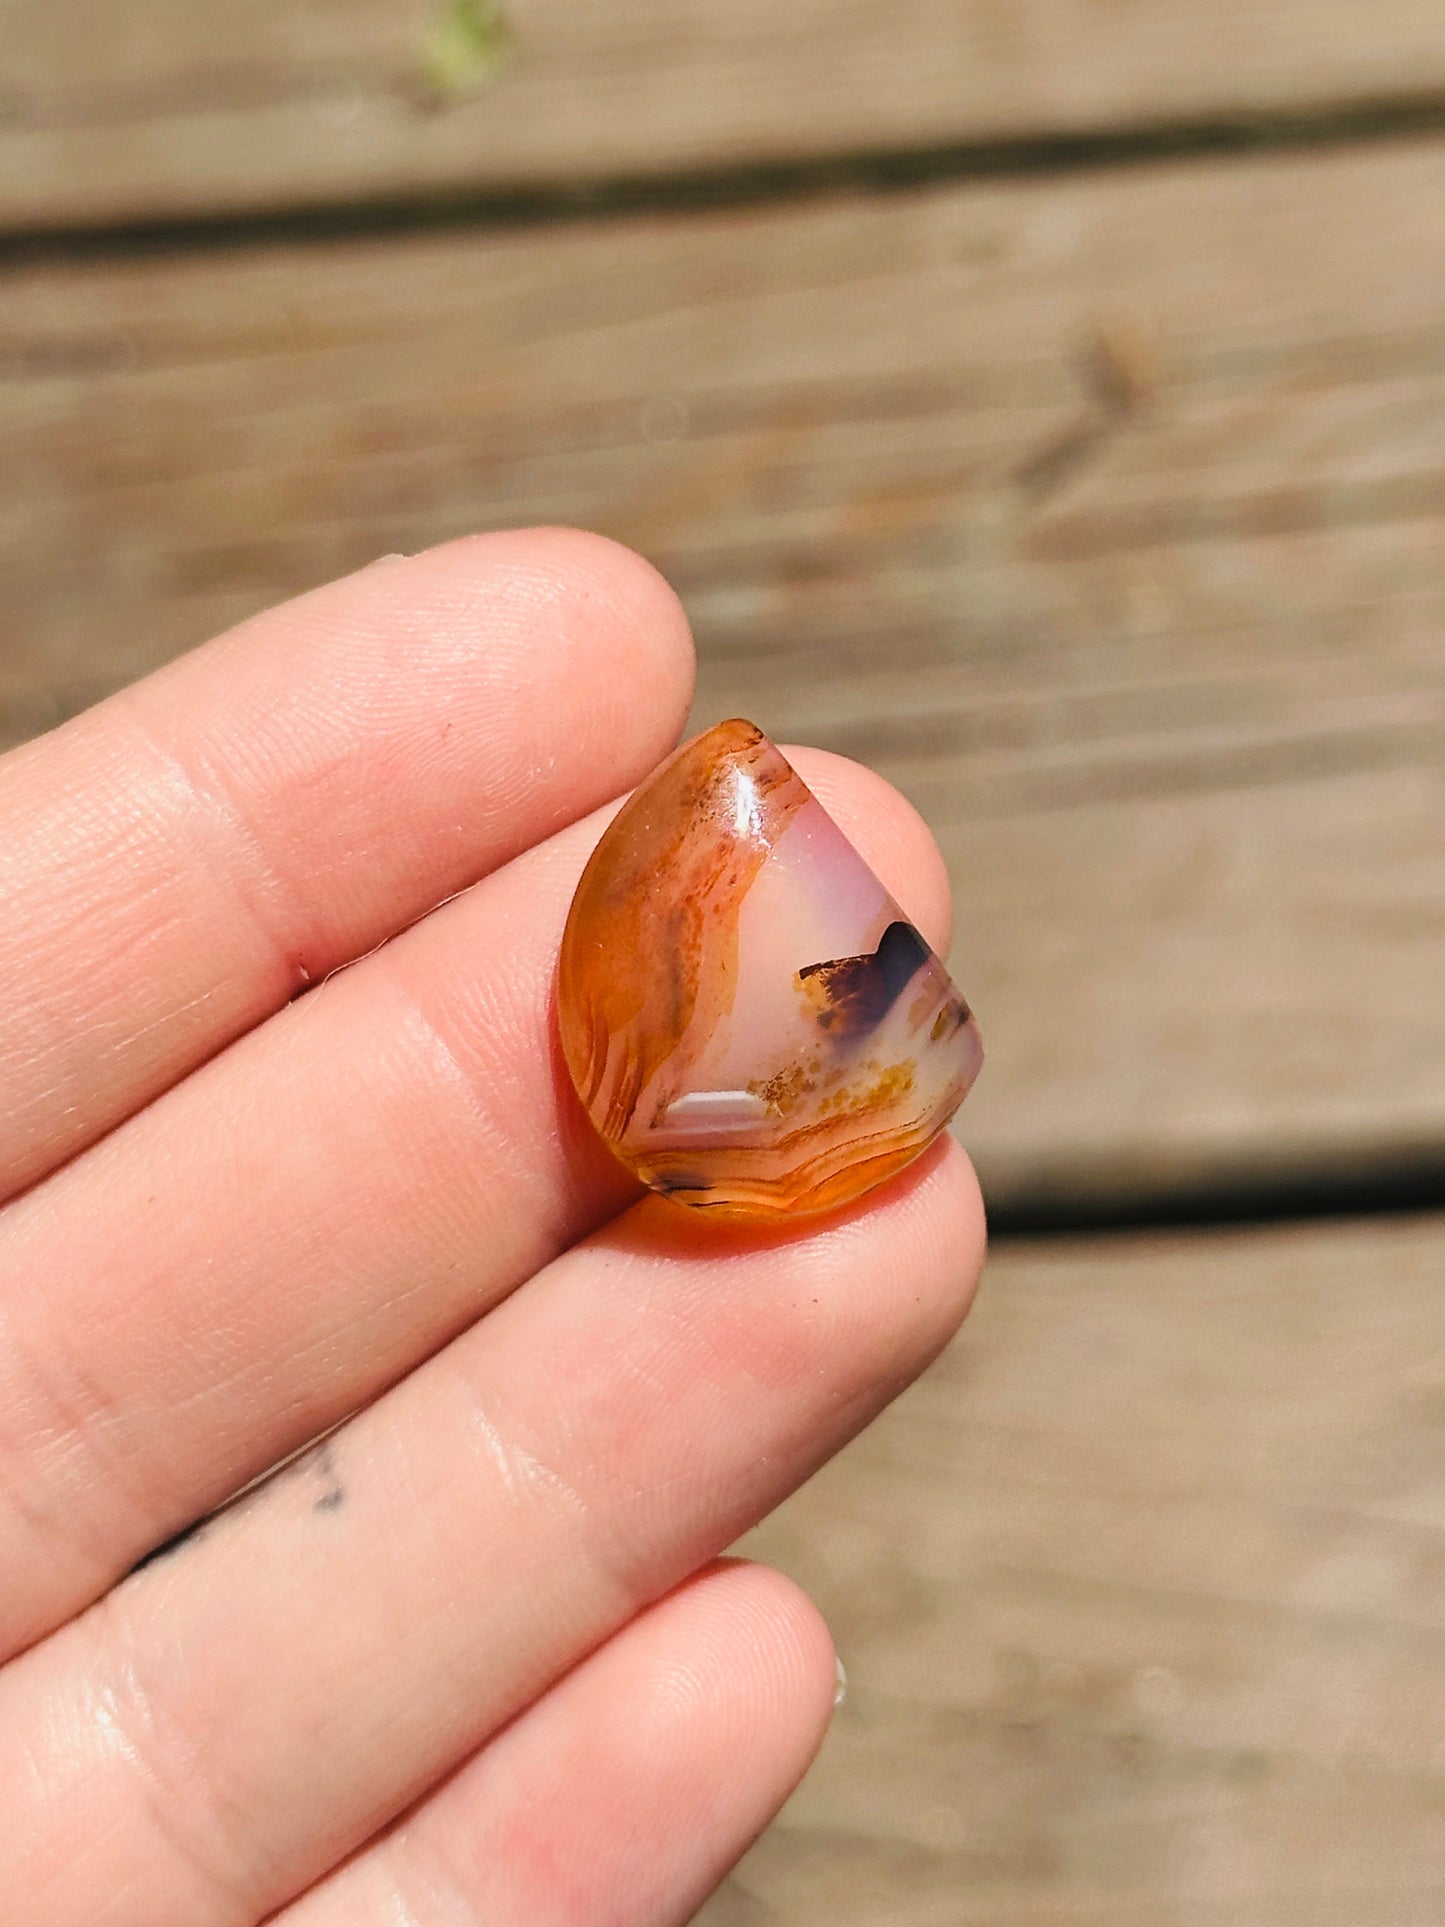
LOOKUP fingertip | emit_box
[510,524,693,631]
[685,1558,840,1764]
[463,525,697,713]
[517,525,692,659]
[363,525,698,768]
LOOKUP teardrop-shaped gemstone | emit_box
[558,719,983,1220]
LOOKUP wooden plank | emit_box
[5,0,1445,230]
[703,1212,1445,1925]
[2,139,1443,1208]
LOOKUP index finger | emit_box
[0,528,694,1201]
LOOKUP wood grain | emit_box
[703,1212,1445,1926]
[5,0,1445,230]
[2,139,1442,1209]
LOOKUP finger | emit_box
[0,751,954,1657]
[0,527,694,1202]
[0,1139,983,1926]
[274,1561,836,1927]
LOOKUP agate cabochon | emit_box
[558,719,983,1220]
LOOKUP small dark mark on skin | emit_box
[311,1442,345,1513]
[129,1516,210,1573]
[126,1435,347,1574]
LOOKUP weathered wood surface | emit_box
[701,1212,1445,1925]
[2,13,1442,1924]
[6,0,1445,230]
[3,140,1444,1211]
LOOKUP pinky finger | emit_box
[271,1560,838,1927]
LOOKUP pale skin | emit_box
[0,528,986,1926]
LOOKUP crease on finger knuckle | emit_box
[79,1591,265,1924]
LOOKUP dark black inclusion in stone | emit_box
[873,919,932,1000]
[798,919,932,1039]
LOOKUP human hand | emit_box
[0,530,986,1925]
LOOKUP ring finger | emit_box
[276,1560,837,1927]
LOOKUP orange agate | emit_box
[558,720,983,1220]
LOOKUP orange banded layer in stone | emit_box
[557,720,983,1221]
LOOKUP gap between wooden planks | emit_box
[4,0,1445,229]
[707,1211,1445,1927]
[1,138,1442,1213]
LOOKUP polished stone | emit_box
[558,719,983,1220]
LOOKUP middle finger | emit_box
[0,752,954,1659]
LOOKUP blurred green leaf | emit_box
[421,0,513,103]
